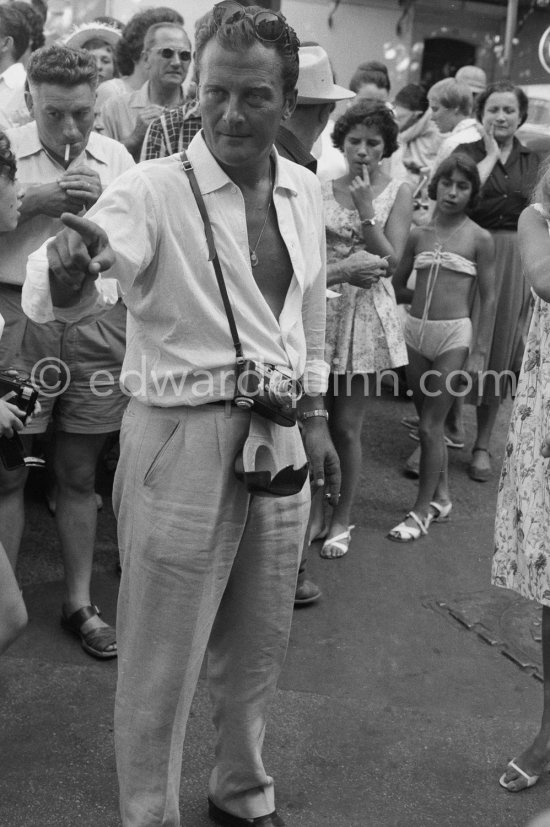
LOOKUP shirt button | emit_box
[503,194,507,198]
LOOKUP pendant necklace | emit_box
[248,168,273,268]
[433,216,468,253]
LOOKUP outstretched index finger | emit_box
[60,213,114,274]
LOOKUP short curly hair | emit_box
[0,130,17,182]
[194,6,300,97]
[427,152,480,209]
[27,45,98,90]
[332,100,398,157]
[475,80,529,127]
[115,7,184,77]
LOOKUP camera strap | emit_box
[180,150,245,366]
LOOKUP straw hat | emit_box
[64,21,122,51]
[297,45,355,104]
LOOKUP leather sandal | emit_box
[468,447,492,482]
[387,511,430,543]
[61,604,117,660]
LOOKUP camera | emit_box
[0,370,39,423]
[0,370,40,470]
[234,360,303,427]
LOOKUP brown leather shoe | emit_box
[208,798,285,825]
[294,579,321,606]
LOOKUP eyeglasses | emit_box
[213,1,289,43]
[154,47,192,62]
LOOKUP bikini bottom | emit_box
[404,315,472,362]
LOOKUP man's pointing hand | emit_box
[47,213,115,299]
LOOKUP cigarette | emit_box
[64,144,70,163]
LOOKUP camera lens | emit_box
[268,375,302,407]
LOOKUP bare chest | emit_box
[245,204,293,322]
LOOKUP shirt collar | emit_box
[452,118,477,134]
[14,121,110,165]
[187,130,298,196]
[130,82,153,108]
[132,80,185,109]
[0,62,26,89]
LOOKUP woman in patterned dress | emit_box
[494,165,550,792]
[313,101,413,558]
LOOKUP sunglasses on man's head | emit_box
[212,0,289,43]
[154,47,192,62]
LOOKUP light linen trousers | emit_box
[113,399,310,826]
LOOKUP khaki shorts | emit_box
[0,283,127,435]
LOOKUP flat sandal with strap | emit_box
[61,604,117,660]
[387,511,430,543]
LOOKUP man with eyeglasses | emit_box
[23,4,340,825]
[102,21,192,160]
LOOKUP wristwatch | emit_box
[300,409,329,422]
[360,216,376,226]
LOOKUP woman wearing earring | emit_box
[311,101,413,558]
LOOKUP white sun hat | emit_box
[63,21,122,51]
[297,45,356,104]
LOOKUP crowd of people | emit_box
[1,0,550,823]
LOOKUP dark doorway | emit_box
[421,37,476,89]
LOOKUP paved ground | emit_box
[1,389,549,827]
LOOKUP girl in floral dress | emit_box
[313,101,413,558]
[494,165,550,792]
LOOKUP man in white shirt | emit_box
[0,44,134,663]
[28,5,340,825]
[102,21,192,160]
[0,5,31,128]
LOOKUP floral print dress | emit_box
[492,206,550,605]
[323,177,408,374]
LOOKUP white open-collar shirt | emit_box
[24,131,329,406]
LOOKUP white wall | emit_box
[282,0,403,97]
[108,0,404,97]
[108,0,409,116]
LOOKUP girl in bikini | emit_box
[389,153,495,542]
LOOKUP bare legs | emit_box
[394,345,469,532]
[0,540,27,654]
[501,606,550,789]
[311,373,368,558]
[0,431,114,649]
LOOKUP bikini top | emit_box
[414,250,477,277]
[414,246,476,347]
